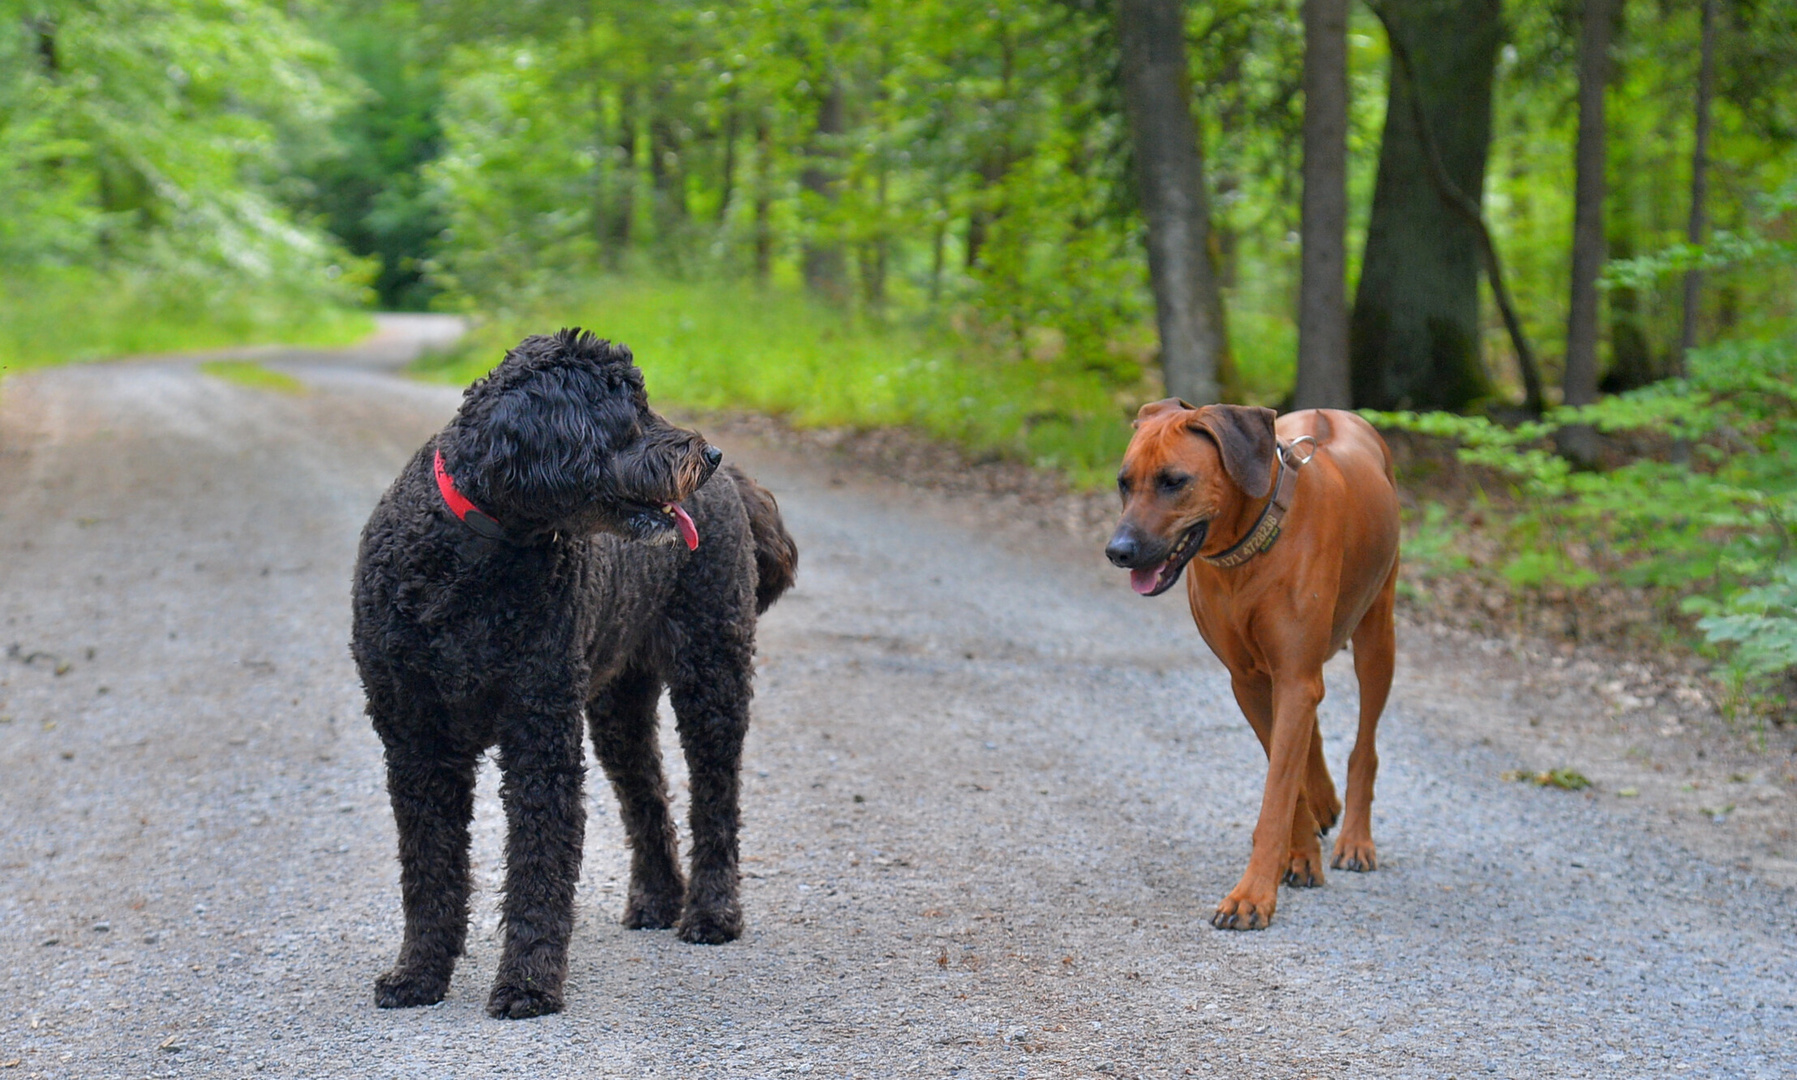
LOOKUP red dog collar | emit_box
[434,448,506,539]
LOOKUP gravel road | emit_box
[2,318,1792,1079]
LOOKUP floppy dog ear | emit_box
[452,370,627,512]
[1189,404,1278,499]
[1133,397,1195,427]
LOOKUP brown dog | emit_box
[1105,400,1399,930]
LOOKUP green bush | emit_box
[1687,563,1797,680]
[1366,326,1797,692]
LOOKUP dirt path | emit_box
[1,320,1792,1078]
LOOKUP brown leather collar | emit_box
[1200,437,1315,569]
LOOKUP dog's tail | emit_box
[729,465,797,614]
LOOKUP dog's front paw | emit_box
[1283,849,1327,888]
[486,980,564,1020]
[622,886,683,931]
[374,966,450,1009]
[1330,835,1377,873]
[677,903,742,945]
[1211,888,1277,931]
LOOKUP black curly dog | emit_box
[351,329,796,1018]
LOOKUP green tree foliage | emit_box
[0,0,373,364]
[296,1,447,310]
[420,0,1156,380]
[0,0,355,281]
[1486,0,1797,394]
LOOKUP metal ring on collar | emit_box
[1281,435,1318,467]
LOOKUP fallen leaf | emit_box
[1502,768,1591,790]
[1541,768,1592,790]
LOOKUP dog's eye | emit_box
[1156,473,1190,494]
[1116,476,1130,499]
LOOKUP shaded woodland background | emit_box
[2,0,1795,698]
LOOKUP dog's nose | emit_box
[1105,531,1140,568]
[702,445,723,469]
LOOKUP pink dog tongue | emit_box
[1130,564,1165,595]
[669,503,699,551]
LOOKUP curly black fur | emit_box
[351,329,796,1019]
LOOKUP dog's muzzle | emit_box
[1107,519,1209,597]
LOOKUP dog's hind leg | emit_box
[667,628,753,946]
[589,667,685,930]
[487,707,587,1019]
[1306,724,1341,837]
[373,736,478,1009]
[1334,564,1396,873]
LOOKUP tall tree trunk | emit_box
[859,163,889,311]
[649,106,688,241]
[964,216,983,272]
[30,16,57,74]
[1563,0,1617,415]
[753,113,772,282]
[1601,142,1654,393]
[1557,0,1620,463]
[1350,0,1502,412]
[965,35,1016,274]
[800,82,847,301]
[606,86,638,267]
[964,150,1009,271]
[589,29,610,266]
[1677,0,1718,375]
[929,203,946,304]
[717,103,738,226]
[1117,0,1228,405]
[1295,0,1351,409]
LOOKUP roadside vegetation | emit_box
[1,274,369,375]
[197,359,312,394]
[433,279,1161,489]
[1380,327,1796,713]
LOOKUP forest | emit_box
[2,0,1794,698]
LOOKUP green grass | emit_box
[424,278,1156,488]
[198,360,309,394]
[0,269,373,377]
